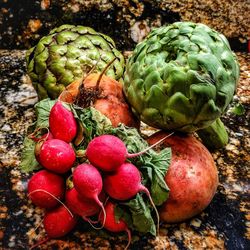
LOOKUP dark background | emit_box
[0,0,248,52]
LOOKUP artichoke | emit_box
[124,22,240,146]
[26,25,125,99]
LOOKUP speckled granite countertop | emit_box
[0,50,249,249]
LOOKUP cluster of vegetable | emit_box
[22,21,239,247]
[21,98,172,248]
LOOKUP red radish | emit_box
[37,139,76,174]
[44,205,78,238]
[49,100,77,143]
[65,187,104,219]
[86,134,173,172]
[103,162,149,200]
[73,163,106,227]
[86,135,127,171]
[28,170,65,209]
[99,201,131,250]
[103,162,159,233]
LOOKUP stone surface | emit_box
[0,50,249,249]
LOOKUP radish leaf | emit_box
[116,194,156,236]
[20,137,41,173]
[72,106,112,145]
[35,98,56,128]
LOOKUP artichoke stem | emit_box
[197,118,229,150]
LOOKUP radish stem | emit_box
[127,132,174,158]
[139,185,160,236]
[28,127,50,142]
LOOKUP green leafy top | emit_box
[115,194,156,236]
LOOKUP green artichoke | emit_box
[26,24,125,99]
[124,22,240,134]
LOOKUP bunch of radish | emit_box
[27,100,166,249]
[27,100,78,247]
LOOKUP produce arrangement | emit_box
[22,99,172,248]
[21,22,239,248]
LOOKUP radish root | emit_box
[28,189,74,218]
[83,217,103,230]
[29,236,49,250]
[92,196,106,230]
[84,196,109,229]
[27,218,44,239]
[124,228,132,250]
